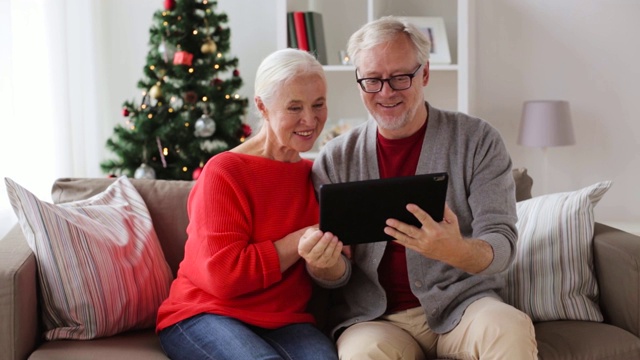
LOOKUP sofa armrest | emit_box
[0,225,39,360]
[593,222,640,338]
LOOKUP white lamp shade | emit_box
[518,100,576,147]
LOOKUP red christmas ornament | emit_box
[233,69,240,77]
[122,108,129,117]
[173,51,194,66]
[184,91,198,104]
[237,124,252,142]
[210,78,223,86]
[241,124,252,138]
[164,0,176,11]
[192,167,203,180]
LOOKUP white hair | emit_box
[254,48,325,111]
[347,15,431,68]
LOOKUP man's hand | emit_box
[384,203,493,273]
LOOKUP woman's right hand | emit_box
[298,228,343,270]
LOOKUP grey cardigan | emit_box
[311,103,518,336]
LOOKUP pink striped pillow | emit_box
[5,176,173,340]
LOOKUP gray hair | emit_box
[347,15,431,68]
[254,48,325,110]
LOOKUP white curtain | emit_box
[0,0,101,238]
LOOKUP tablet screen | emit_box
[319,172,448,245]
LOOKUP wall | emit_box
[473,0,640,229]
[93,0,640,230]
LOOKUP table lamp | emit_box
[518,100,576,194]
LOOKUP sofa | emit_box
[1,170,639,360]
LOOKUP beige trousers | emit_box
[336,297,537,360]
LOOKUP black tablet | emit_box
[319,172,448,245]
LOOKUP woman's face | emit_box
[259,73,328,159]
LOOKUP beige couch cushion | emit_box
[29,329,167,360]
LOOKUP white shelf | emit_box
[278,0,474,147]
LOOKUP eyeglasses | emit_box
[356,64,422,93]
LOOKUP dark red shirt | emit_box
[376,119,427,313]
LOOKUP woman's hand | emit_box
[298,228,343,270]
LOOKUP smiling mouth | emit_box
[379,101,402,108]
[294,130,314,137]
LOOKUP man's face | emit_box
[356,35,429,139]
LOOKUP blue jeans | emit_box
[158,313,338,360]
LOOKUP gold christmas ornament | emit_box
[149,84,163,99]
[201,38,217,54]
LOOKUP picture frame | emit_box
[400,16,451,65]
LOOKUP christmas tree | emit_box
[101,0,251,180]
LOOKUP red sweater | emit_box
[156,152,318,331]
[376,119,427,313]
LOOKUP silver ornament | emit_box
[194,114,216,137]
[134,163,156,179]
[158,41,176,62]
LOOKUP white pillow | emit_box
[5,176,173,340]
[500,181,612,322]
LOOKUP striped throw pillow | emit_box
[5,176,173,340]
[500,181,611,322]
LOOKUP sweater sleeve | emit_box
[468,123,518,275]
[421,106,518,276]
[182,159,282,300]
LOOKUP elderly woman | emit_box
[156,48,340,360]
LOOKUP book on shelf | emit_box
[286,11,328,65]
[304,11,327,65]
[292,11,309,51]
[286,12,298,49]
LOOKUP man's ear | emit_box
[422,62,430,86]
